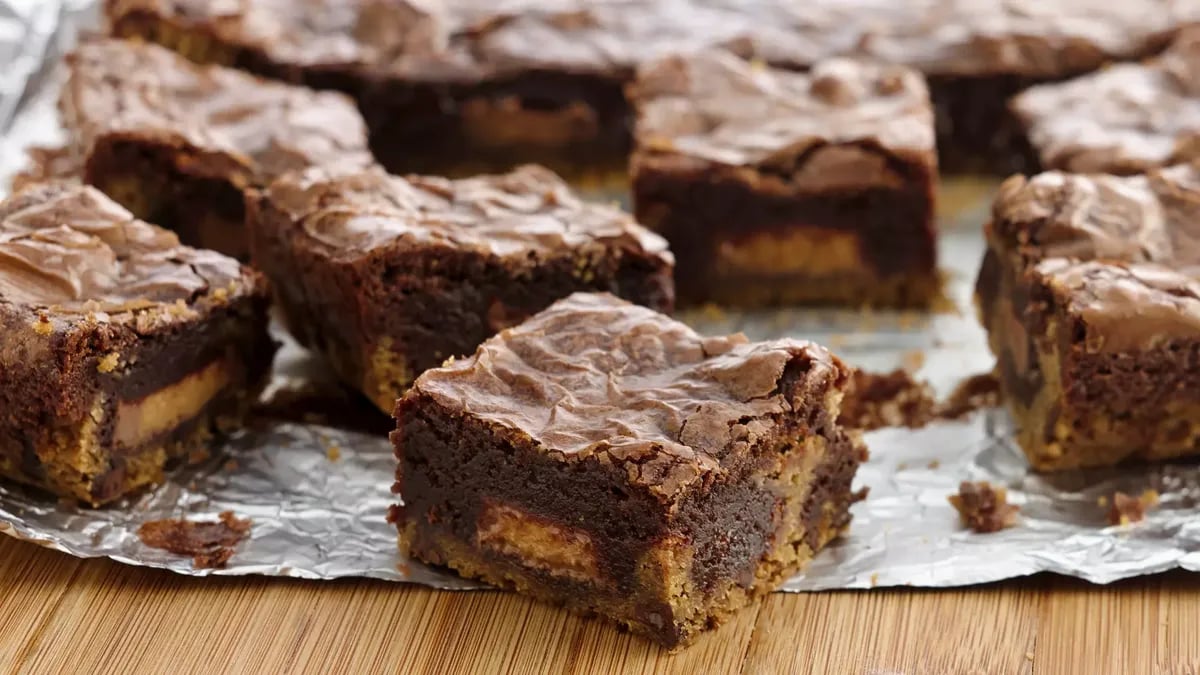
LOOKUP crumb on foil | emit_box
[1107,490,1160,526]
[138,511,252,568]
[948,481,1019,533]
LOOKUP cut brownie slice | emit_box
[55,38,372,259]
[630,51,938,307]
[1011,28,1200,175]
[390,292,865,648]
[247,164,674,414]
[0,183,275,505]
[975,164,1200,470]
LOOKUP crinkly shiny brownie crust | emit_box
[1011,28,1200,174]
[391,293,865,648]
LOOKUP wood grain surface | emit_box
[2,537,1197,674]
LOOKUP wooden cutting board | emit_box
[2,536,1197,674]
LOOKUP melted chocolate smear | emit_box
[138,511,252,569]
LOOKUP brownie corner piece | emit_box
[0,182,275,505]
[976,163,1200,471]
[59,37,371,260]
[391,292,864,648]
[248,164,674,414]
[629,50,938,308]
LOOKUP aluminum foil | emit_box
[1,1,1198,590]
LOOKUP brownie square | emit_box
[630,51,938,307]
[390,292,865,648]
[975,164,1200,470]
[1011,28,1200,175]
[247,164,674,414]
[0,183,275,505]
[55,38,372,259]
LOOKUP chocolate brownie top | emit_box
[631,51,933,172]
[405,292,849,497]
[0,182,259,319]
[260,164,672,264]
[994,164,1200,351]
[1034,259,1200,352]
[106,0,1196,80]
[990,162,1200,268]
[1011,29,1200,174]
[61,38,371,184]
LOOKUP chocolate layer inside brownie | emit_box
[928,74,1046,175]
[393,295,864,647]
[86,140,249,260]
[1012,262,1200,469]
[0,295,274,504]
[363,71,631,180]
[635,157,937,307]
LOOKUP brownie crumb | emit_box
[948,481,1020,533]
[138,511,252,568]
[839,369,936,430]
[840,370,1001,431]
[936,372,1001,420]
[1107,490,1160,526]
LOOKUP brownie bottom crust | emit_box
[0,395,250,505]
[393,396,862,648]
